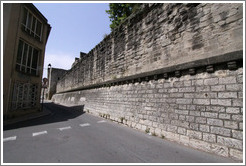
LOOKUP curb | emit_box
[3,106,51,126]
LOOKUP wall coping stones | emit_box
[57,50,242,94]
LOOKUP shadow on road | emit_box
[3,102,85,131]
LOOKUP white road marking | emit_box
[32,131,47,137]
[80,123,90,127]
[3,136,17,142]
[97,120,106,123]
[58,126,72,131]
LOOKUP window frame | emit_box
[16,40,40,76]
[11,82,38,111]
[22,7,43,41]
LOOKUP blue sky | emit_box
[33,3,111,78]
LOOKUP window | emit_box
[11,82,38,110]
[16,40,40,76]
[22,7,43,41]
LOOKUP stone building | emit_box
[47,66,67,100]
[3,3,51,119]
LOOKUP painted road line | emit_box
[3,136,17,142]
[58,126,72,131]
[80,123,90,127]
[97,120,106,123]
[32,131,47,137]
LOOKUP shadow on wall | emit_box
[3,102,85,131]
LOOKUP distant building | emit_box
[3,3,51,119]
[47,66,67,100]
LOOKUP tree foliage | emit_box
[106,3,141,30]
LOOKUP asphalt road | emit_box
[3,102,237,163]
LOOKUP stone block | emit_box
[187,105,196,111]
[193,99,210,105]
[186,116,195,122]
[218,113,231,120]
[232,99,243,107]
[162,131,180,142]
[226,107,240,114]
[189,138,211,152]
[189,123,199,131]
[187,130,202,140]
[179,87,195,92]
[178,104,186,110]
[184,93,195,98]
[211,99,232,106]
[184,80,191,86]
[218,92,237,98]
[237,74,243,83]
[203,133,216,143]
[206,106,225,113]
[192,79,203,86]
[224,121,238,129]
[207,118,223,127]
[173,81,184,87]
[239,122,243,130]
[170,93,184,98]
[189,111,200,116]
[217,136,243,150]
[177,127,187,135]
[201,112,218,118]
[175,109,189,115]
[229,148,243,161]
[204,78,219,85]
[176,99,192,104]
[195,92,217,99]
[199,124,210,132]
[179,135,190,146]
[226,84,243,91]
[232,130,243,140]
[232,115,243,122]
[141,125,147,131]
[196,86,210,92]
[210,144,229,157]
[167,124,177,133]
[211,126,231,137]
[155,128,162,136]
[195,117,207,124]
[211,85,225,92]
[238,92,243,99]
[219,76,237,84]
[179,115,186,121]
[168,88,179,93]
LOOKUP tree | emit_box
[106,3,141,30]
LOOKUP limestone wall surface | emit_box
[56,3,243,93]
[52,3,243,161]
[53,67,243,160]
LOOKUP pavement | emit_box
[3,101,52,127]
[3,102,239,163]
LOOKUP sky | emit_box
[33,3,111,78]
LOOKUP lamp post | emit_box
[48,64,51,100]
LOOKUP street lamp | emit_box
[47,64,52,100]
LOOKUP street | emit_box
[3,102,236,163]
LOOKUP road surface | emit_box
[3,102,237,163]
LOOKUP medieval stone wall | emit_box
[52,3,243,161]
[56,3,243,93]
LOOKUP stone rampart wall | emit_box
[52,3,243,161]
[53,66,243,160]
[56,3,243,93]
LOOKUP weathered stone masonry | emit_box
[52,3,243,161]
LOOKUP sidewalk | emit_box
[3,102,52,127]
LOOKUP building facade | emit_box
[3,3,51,119]
[47,66,67,100]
